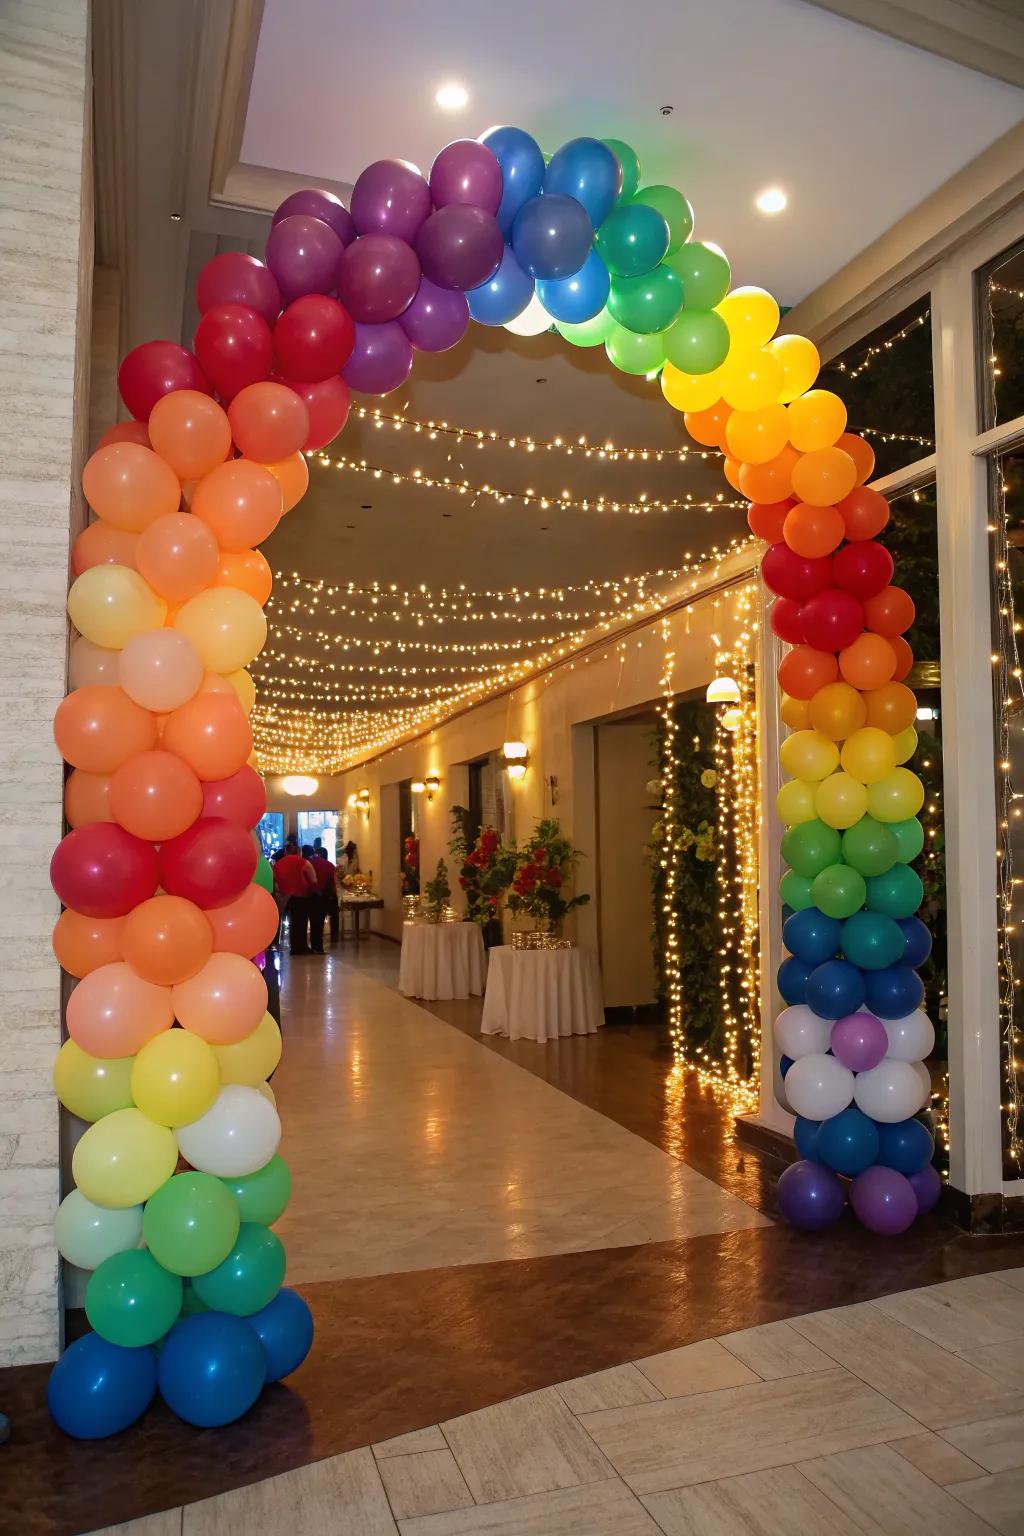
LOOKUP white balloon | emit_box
[785,1053,855,1120]
[909,1059,933,1101]
[68,635,119,688]
[176,1084,281,1177]
[883,1009,935,1063]
[55,1189,143,1271]
[504,293,551,336]
[775,1005,832,1060]
[853,1059,929,1123]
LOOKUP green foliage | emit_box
[423,858,450,913]
[507,819,590,927]
[449,808,516,925]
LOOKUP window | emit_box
[256,812,284,859]
[818,296,934,478]
[979,238,1024,430]
[296,809,339,862]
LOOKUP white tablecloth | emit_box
[399,921,487,1001]
[481,946,604,1042]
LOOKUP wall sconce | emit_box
[721,706,744,733]
[502,740,529,781]
[357,788,371,814]
[706,676,740,704]
[424,772,441,801]
[347,793,358,809]
[411,780,426,796]
[281,775,319,797]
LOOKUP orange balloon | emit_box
[780,693,811,730]
[228,382,309,463]
[148,390,232,481]
[136,512,220,605]
[726,404,789,465]
[838,486,889,542]
[162,692,253,780]
[862,584,915,638]
[790,446,858,508]
[778,645,840,701]
[81,443,181,532]
[783,502,845,559]
[839,632,897,690]
[53,910,125,977]
[173,953,269,1045]
[264,451,309,512]
[97,421,151,450]
[67,961,175,1058]
[837,432,875,485]
[863,681,918,734]
[71,521,139,575]
[69,637,121,689]
[890,634,914,682]
[205,883,280,956]
[807,681,868,741]
[213,549,273,605]
[122,894,214,986]
[110,750,203,842]
[683,400,731,449]
[738,445,799,505]
[723,455,743,492]
[65,769,115,828]
[747,500,792,543]
[54,686,157,774]
[192,460,283,552]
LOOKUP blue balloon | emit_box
[778,956,811,1005]
[512,194,594,281]
[479,126,546,237]
[245,1286,314,1383]
[794,1115,822,1160]
[817,1105,880,1176]
[777,1159,845,1231]
[779,1053,794,1079]
[536,248,610,323]
[47,1332,157,1439]
[467,244,534,325]
[158,1312,266,1427]
[863,963,925,1020]
[898,915,933,969]
[877,1116,934,1175]
[783,907,841,967]
[805,959,866,1020]
[840,910,906,971]
[544,137,622,228]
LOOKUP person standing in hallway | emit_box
[314,847,339,945]
[273,839,318,955]
[301,843,326,954]
[338,839,360,876]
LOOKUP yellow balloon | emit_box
[779,730,840,783]
[256,1080,277,1107]
[213,1011,282,1087]
[72,1107,178,1208]
[840,727,898,786]
[814,771,869,830]
[776,779,817,827]
[769,334,821,404]
[716,287,780,349]
[720,348,785,411]
[866,768,925,823]
[660,360,725,413]
[725,404,788,465]
[174,587,267,674]
[67,565,167,649]
[131,1029,220,1128]
[53,1039,134,1122]
[892,725,918,764]
[787,389,848,452]
[780,693,811,731]
[226,669,256,715]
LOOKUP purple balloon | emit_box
[776,1159,846,1231]
[336,234,420,324]
[429,139,503,214]
[850,1165,918,1234]
[341,321,413,396]
[908,1162,941,1214]
[398,278,469,352]
[351,159,432,243]
[265,215,343,302]
[272,189,355,248]
[416,206,504,293]
[830,1011,888,1073]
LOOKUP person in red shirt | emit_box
[313,848,339,946]
[273,840,318,955]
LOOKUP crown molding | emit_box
[802,0,1024,87]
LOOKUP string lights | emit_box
[829,309,930,380]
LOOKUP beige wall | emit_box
[596,719,660,1008]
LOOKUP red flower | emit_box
[532,847,547,864]
[546,868,563,888]
[458,875,468,887]
[481,829,499,854]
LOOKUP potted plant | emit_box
[450,807,516,948]
[423,858,451,923]
[507,819,590,941]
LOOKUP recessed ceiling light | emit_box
[436,82,469,111]
[755,186,787,215]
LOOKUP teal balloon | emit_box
[607,265,683,335]
[180,1283,210,1316]
[665,240,731,310]
[604,323,667,376]
[780,871,815,911]
[889,817,925,863]
[841,816,899,878]
[840,910,906,970]
[866,863,924,919]
[254,855,274,894]
[219,1155,292,1226]
[85,1250,182,1348]
[663,309,730,374]
[811,863,867,920]
[603,138,641,201]
[596,202,670,278]
[556,309,614,348]
[633,184,693,253]
[192,1223,286,1317]
[782,819,842,879]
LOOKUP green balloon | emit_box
[254,854,274,894]
[889,817,925,864]
[180,1282,210,1316]
[220,1154,292,1225]
[605,323,667,376]
[782,819,842,879]
[555,309,615,349]
[866,863,924,919]
[841,815,899,878]
[633,184,693,254]
[663,309,731,374]
[603,138,641,201]
[192,1222,286,1316]
[85,1249,182,1347]
[142,1171,241,1278]
[665,240,732,310]
[596,203,670,278]
[607,265,683,335]
[780,871,815,911]
[811,863,867,920]
[841,910,905,970]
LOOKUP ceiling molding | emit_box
[801,0,1024,87]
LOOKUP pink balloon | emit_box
[265,216,343,303]
[350,159,431,242]
[335,235,421,324]
[67,961,174,1058]
[197,253,282,326]
[272,188,355,248]
[118,629,203,713]
[173,953,268,1045]
[429,140,503,214]
[830,1011,889,1073]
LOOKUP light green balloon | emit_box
[663,309,730,374]
[841,816,898,878]
[219,1154,292,1225]
[54,1189,143,1271]
[142,1171,241,1278]
[602,138,641,201]
[810,863,867,920]
[607,265,683,335]
[780,871,815,911]
[86,1249,182,1347]
[192,1222,286,1316]
[555,309,615,348]
[633,185,694,254]
[254,854,274,894]
[605,323,667,376]
[781,819,842,879]
[889,817,925,863]
[665,240,731,309]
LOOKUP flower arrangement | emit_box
[342,871,373,894]
[507,819,590,931]
[423,858,451,920]
[450,807,516,927]
[401,833,420,895]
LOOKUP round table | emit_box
[481,945,604,1042]
[399,920,487,1001]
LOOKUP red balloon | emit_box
[770,597,805,645]
[747,501,792,544]
[118,341,212,422]
[193,304,273,401]
[51,823,159,919]
[862,583,916,637]
[761,542,832,602]
[196,253,282,326]
[832,540,894,601]
[799,588,865,653]
[777,645,840,701]
[890,634,914,682]
[272,372,351,452]
[159,817,258,909]
[272,295,355,382]
[200,765,267,828]
[98,420,151,450]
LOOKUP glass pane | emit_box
[296,808,339,862]
[256,812,284,860]
[979,239,1024,430]
[817,296,934,479]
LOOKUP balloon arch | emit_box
[46,128,936,1436]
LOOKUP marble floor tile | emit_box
[718,1319,836,1380]
[578,1367,915,1495]
[991,1267,1024,1291]
[378,1450,474,1521]
[642,1463,864,1536]
[397,1478,662,1535]
[440,1386,612,1504]
[92,1515,182,1536]
[888,1431,986,1485]
[948,1467,1024,1535]
[635,1338,760,1398]
[797,1444,994,1534]
[181,1448,397,1535]
[872,1274,1024,1352]
[375,1427,449,1459]
[957,1335,1024,1388]
[940,1411,1024,1473]
[555,1363,663,1415]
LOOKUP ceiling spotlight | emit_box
[436,82,469,111]
[755,186,787,215]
